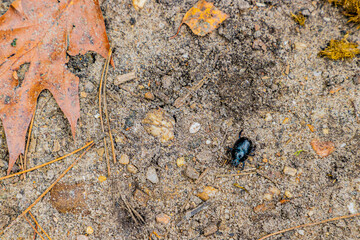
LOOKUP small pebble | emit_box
[283,166,297,176]
[127,164,138,174]
[205,139,211,145]
[269,187,281,196]
[197,186,218,201]
[294,42,307,50]
[119,154,130,165]
[133,189,149,207]
[162,75,173,89]
[284,190,293,198]
[143,108,175,143]
[146,167,159,184]
[203,224,218,236]
[86,226,94,235]
[53,140,60,152]
[297,230,305,236]
[77,235,88,240]
[155,213,171,224]
[144,92,154,100]
[133,0,147,10]
[189,122,201,133]
[265,113,272,121]
[98,176,107,183]
[176,157,186,167]
[263,193,273,201]
[348,202,356,214]
[84,82,95,93]
[97,148,105,157]
[184,166,200,180]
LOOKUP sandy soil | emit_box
[1,0,360,239]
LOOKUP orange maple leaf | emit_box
[0,0,111,174]
[171,0,229,38]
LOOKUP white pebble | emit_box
[189,122,201,134]
[146,167,159,184]
[348,202,356,214]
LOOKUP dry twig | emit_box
[114,71,136,85]
[0,143,94,235]
[258,212,360,240]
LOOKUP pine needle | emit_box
[28,211,52,240]
[99,48,112,176]
[0,141,93,181]
[102,48,116,164]
[23,107,36,179]
[258,212,360,240]
[0,143,94,236]
[23,215,46,240]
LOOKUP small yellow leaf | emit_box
[98,176,107,183]
[171,0,229,38]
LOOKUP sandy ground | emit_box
[1,0,360,239]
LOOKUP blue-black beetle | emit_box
[228,130,255,169]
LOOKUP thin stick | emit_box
[23,215,46,240]
[0,141,93,181]
[99,48,112,176]
[23,108,36,179]
[103,49,116,164]
[28,211,52,240]
[216,171,256,177]
[0,143,94,236]
[258,212,360,240]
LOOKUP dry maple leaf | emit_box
[0,0,111,174]
[170,0,229,38]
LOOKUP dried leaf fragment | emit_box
[311,139,335,157]
[0,0,111,174]
[171,0,229,38]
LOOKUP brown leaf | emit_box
[311,139,335,157]
[0,0,111,174]
[171,0,229,38]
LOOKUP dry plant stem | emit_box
[120,195,138,224]
[169,23,183,39]
[23,108,36,179]
[28,211,52,240]
[0,141,93,181]
[173,75,208,108]
[258,212,360,240]
[103,49,116,164]
[0,143,94,236]
[99,49,112,176]
[23,215,46,240]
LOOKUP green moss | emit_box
[319,34,360,60]
[328,0,360,28]
[291,12,306,26]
